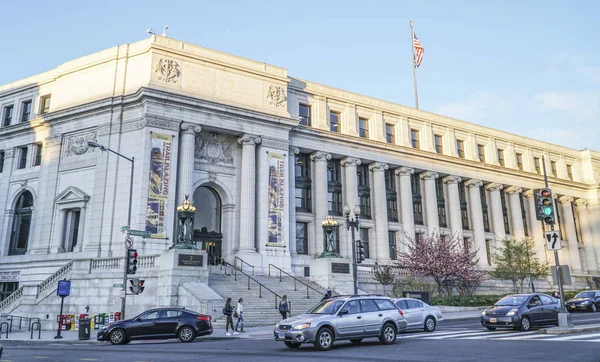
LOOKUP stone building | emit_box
[0,35,599,318]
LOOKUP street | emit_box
[3,313,600,362]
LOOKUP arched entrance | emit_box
[192,186,223,265]
[9,191,34,255]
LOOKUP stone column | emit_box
[559,196,582,272]
[397,167,415,252]
[524,190,547,264]
[443,175,463,240]
[341,157,361,258]
[178,123,201,205]
[52,210,68,253]
[370,162,389,261]
[575,199,597,273]
[589,203,600,270]
[0,149,16,256]
[421,171,439,235]
[486,183,506,241]
[289,147,299,257]
[466,179,488,267]
[506,186,525,238]
[310,152,331,256]
[237,134,261,253]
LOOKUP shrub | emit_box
[430,294,504,307]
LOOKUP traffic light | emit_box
[533,188,555,225]
[129,278,145,294]
[356,240,366,264]
[126,249,138,274]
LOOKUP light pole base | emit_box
[558,312,573,328]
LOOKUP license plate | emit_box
[278,332,285,338]
[489,318,497,323]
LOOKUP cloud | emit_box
[434,92,510,122]
[530,91,600,119]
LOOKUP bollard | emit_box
[30,321,41,340]
[0,322,8,339]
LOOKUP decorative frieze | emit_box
[155,58,181,83]
[63,131,97,158]
[195,133,235,165]
[266,86,287,108]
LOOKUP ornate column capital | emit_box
[506,186,523,195]
[180,122,202,134]
[4,148,15,159]
[420,171,439,181]
[290,146,300,155]
[523,189,535,199]
[341,157,361,167]
[465,179,483,188]
[558,195,574,204]
[395,166,414,176]
[485,182,504,192]
[310,151,331,162]
[575,198,589,208]
[368,162,389,172]
[442,175,462,184]
[237,134,261,146]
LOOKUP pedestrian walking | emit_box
[279,295,289,320]
[321,289,332,302]
[234,297,244,334]
[551,290,559,299]
[223,297,234,336]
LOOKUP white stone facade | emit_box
[0,35,600,316]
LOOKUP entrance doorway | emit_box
[193,186,223,265]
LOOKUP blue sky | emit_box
[1,0,598,150]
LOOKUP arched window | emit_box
[194,187,221,232]
[9,191,34,255]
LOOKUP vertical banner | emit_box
[145,133,172,238]
[267,153,285,246]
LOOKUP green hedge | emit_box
[431,291,581,307]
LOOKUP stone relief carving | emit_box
[155,58,181,83]
[266,86,287,108]
[195,133,234,165]
[64,132,97,158]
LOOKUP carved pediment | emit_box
[55,186,90,204]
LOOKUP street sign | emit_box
[125,236,134,249]
[121,226,129,233]
[128,229,151,238]
[57,280,71,297]
[113,283,124,288]
[545,230,562,251]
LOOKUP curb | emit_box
[542,324,600,335]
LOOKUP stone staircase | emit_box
[208,269,326,329]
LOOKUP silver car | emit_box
[393,298,443,332]
[273,295,408,351]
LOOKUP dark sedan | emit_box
[481,294,559,331]
[97,308,212,344]
[566,290,600,312]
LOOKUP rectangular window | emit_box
[480,186,490,232]
[40,95,51,115]
[296,222,308,254]
[357,165,371,219]
[360,228,370,259]
[516,153,523,170]
[551,161,557,177]
[519,193,529,237]
[410,129,420,149]
[0,282,19,302]
[385,123,395,144]
[477,144,486,163]
[299,104,311,126]
[411,174,423,225]
[458,181,469,230]
[330,111,341,133]
[388,231,397,260]
[456,140,465,158]
[500,190,510,235]
[385,169,398,222]
[34,143,42,166]
[567,164,573,180]
[534,157,541,174]
[2,105,13,127]
[359,118,369,138]
[434,135,443,154]
[497,149,505,166]
[327,160,343,215]
[435,178,447,228]
[20,100,32,123]
[0,151,4,173]
[295,154,312,212]
[66,210,81,252]
[18,147,28,169]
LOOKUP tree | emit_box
[489,237,549,293]
[373,263,396,296]
[396,233,485,295]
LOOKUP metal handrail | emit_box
[234,256,255,275]
[268,264,322,299]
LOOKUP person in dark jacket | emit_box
[223,297,234,335]
[321,290,332,302]
[279,295,289,320]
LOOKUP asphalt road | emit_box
[3,313,600,362]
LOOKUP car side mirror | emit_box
[338,309,349,316]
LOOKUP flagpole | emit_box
[410,20,419,109]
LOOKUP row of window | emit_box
[1,95,50,127]
[0,144,43,173]
[298,103,575,180]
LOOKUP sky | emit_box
[1,0,598,151]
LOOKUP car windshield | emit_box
[307,300,345,315]
[495,296,528,306]
[575,292,595,299]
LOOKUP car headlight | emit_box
[292,323,311,330]
[581,301,590,305]
[481,310,487,316]
[275,323,280,330]
[506,308,519,316]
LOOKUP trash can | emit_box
[78,317,91,340]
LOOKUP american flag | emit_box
[413,33,424,67]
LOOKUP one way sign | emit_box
[545,230,562,251]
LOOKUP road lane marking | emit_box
[34,358,50,360]
[399,330,483,339]
[80,359,98,361]
[421,330,513,339]
[546,333,600,341]
[463,331,539,340]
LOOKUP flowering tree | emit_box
[489,238,549,293]
[396,233,485,296]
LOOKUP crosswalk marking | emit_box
[395,329,600,343]
[420,330,512,340]
[546,332,600,341]
[399,330,478,339]
[463,331,539,340]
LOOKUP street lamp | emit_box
[344,204,361,295]
[87,140,134,319]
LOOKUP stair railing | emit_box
[234,256,255,275]
[268,264,322,299]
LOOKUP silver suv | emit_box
[273,295,408,351]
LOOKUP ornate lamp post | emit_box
[171,195,197,249]
[319,216,341,258]
[343,204,361,295]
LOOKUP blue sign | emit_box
[57,280,71,297]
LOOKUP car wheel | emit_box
[284,341,301,349]
[379,323,397,345]
[314,327,334,351]
[350,339,363,344]
[178,326,196,343]
[591,304,597,313]
[520,316,532,332]
[424,316,436,332]
[485,327,496,331]
[109,329,127,345]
